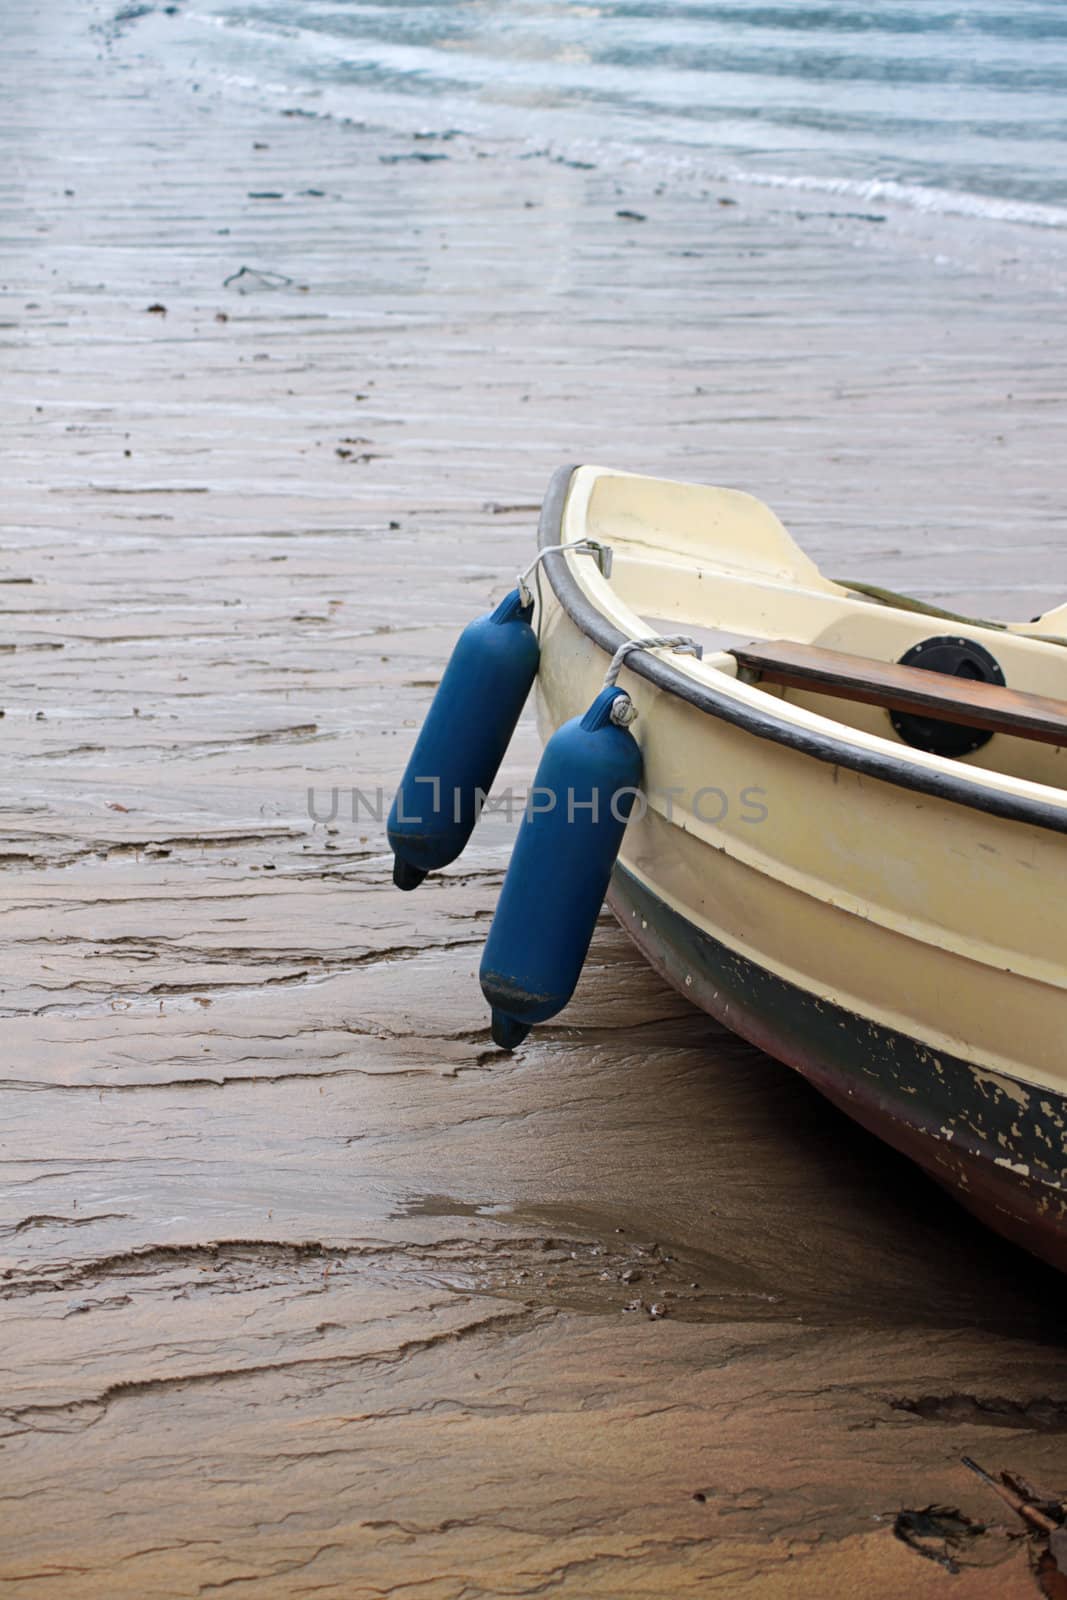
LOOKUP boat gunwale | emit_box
[538,463,1067,839]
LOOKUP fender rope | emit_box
[603,635,703,724]
[517,540,612,608]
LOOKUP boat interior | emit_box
[566,467,1067,790]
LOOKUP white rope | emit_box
[517,540,612,607]
[603,635,703,688]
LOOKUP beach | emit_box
[2,1,1067,1594]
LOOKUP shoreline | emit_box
[2,2,1067,1595]
[116,2,1067,258]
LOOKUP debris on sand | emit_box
[963,1455,1062,1535]
[894,1506,987,1574]
[962,1456,1067,1594]
[380,151,449,164]
[222,266,293,293]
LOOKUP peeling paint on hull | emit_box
[609,865,1067,1274]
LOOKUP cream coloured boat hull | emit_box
[534,465,1067,1272]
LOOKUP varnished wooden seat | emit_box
[729,639,1067,747]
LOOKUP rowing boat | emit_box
[531,464,1067,1272]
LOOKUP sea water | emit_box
[116,0,1067,229]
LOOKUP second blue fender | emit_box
[480,686,643,1048]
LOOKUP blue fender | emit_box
[388,589,539,888]
[480,686,643,1048]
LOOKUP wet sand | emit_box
[3,2,1067,1595]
